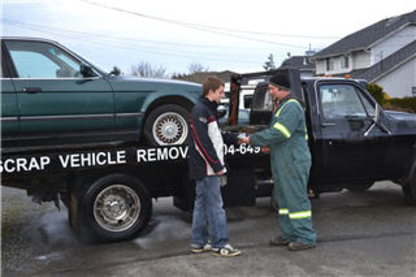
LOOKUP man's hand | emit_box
[261,146,271,154]
[216,169,225,176]
[241,136,250,145]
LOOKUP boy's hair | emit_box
[202,76,224,96]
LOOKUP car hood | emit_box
[385,110,416,134]
[107,75,201,92]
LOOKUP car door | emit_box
[4,39,115,148]
[1,42,19,149]
[315,81,391,184]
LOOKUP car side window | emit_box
[4,41,83,79]
[319,84,367,120]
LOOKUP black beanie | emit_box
[269,72,291,90]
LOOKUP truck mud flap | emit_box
[222,167,256,207]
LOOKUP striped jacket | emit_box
[188,96,238,180]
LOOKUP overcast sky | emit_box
[1,0,415,75]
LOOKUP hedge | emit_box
[366,83,415,113]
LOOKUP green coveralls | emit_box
[250,96,316,245]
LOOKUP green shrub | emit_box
[366,83,415,113]
[366,83,387,106]
[387,97,416,113]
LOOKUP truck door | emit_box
[315,81,391,184]
[1,42,19,149]
[4,39,114,148]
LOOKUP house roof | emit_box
[333,40,416,81]
[314,10,416,58]
[355,39,416,81]
[279,56,315,70]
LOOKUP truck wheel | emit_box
[403,168,416,205]
[75,174,152,243]
[144,104,190,146]
[346,182,374,192]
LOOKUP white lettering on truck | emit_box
[136,146,188,163]
[0,156,51,173]
[58,151,127,168]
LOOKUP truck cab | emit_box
[226,68,416,203]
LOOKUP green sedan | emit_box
[1,37,202,152]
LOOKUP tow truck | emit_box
[2,68,415,243]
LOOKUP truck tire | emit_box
[73,174,152,243]
[144,104,190,146]
[403,163,416,205]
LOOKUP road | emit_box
[2,181,416,277]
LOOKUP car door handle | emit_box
[22,87,42,93]
[321,122,336,127]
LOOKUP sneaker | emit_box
[191,243,212,253]
[287,241,315,251]
[212,244,242,257]
[270,236,290,246]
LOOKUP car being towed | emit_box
[1,37,202,152]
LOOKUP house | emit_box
[313,10,416,98]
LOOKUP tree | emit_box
[131,61,168,78]
[110,66,121,76]
[188,62,209,74]
[263,54,276,71]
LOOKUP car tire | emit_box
[144,104,190,146]
[73,174,152,243]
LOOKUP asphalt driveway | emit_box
[2,181,416,276]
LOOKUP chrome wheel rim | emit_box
[152,112,188,145]
[93,185,140,232]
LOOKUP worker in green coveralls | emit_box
[242,72,316,251]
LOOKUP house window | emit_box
[412,87,416,96]
[326,58,334,71]
[341,56,349,69]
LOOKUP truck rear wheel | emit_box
[402,160,416,206]
[403,175,416,206]
[72,174,152,243]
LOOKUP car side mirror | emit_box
[80,64,94,78]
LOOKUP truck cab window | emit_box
[251,85,273,112]
[5,41,83,79]
[358,91,376,117]
[319,84,367,120]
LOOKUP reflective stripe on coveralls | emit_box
[275,99,308,141]
[273,122,291,138]
[279,208,289,215]
[273,99,300,139]
[275,99,299,118]
[289,210,312,219]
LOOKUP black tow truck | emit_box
[225,69,416,204]
[0,132,263,243]
[2,69,416,243]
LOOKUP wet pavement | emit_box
[1,181,416,276]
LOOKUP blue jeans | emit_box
[191,176,229,248]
